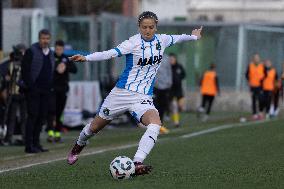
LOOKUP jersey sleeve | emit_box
[85,38,135,61]
[115,38,135,56]
[160,34,198,47]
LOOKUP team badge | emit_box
[156,42,161,50]
[103,108,110,116]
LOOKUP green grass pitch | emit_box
[0,112,283,189]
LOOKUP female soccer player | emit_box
[67,11,202,176]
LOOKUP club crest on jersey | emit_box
[156,42,161,50]
[103,108,110,116]
[137,55,162,66]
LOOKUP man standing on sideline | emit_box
[245,53,265,120]
[21,29,55,153]
[153,54,172,134]
[47,40,77,142]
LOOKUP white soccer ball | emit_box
[109,156,135,180]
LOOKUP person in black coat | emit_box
[47,40,77,142]
[21,29,55,153]
[169,53,186,127]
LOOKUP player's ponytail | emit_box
[138,11,158,26]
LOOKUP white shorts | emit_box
[98,87,158,123]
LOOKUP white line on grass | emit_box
[181,120,266,138]
[0,119,269,174]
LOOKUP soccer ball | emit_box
[109,156,135,180]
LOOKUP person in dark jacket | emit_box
[169,53,186,127]
[47,40,77,142]
[3,44,27,146]
[21,29,55,153]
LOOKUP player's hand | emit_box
[69,54,86,62]
[56,63,66,74]
[192,26,203,39]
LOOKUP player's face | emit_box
[39,34,51,48]
[169,56,177,65]
[139,18,157,41]
[55,45,64,56]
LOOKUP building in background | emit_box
[139,0,284,23]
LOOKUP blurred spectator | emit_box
[280,63,284,106]
[153,54,172,123]
[0,75,7,144]
[169,53,186,127]
[261,60,277,119]
[2,44,27,146]
[245,53,265,120]
[47,40,77,143]
[153,54,172,133]
[271,62,282,117]
[21,29,55,153]
[197,63,220,122]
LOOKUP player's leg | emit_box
[201,95,210,122]
[206,95,215,115]
[133,109,161,163]
[197,94,206,118]
[251,87,258,120]
[67,115,111,165]
[132,108,162,175]
[258,88,265,119]
[153,88,169,134]
[171,97,180,127]
[273,89,280,116]
[178,97,186,112]
[67,87,128,165]
[265,91,272,117]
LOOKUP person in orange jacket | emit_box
[245,53,265,120]
[261,59,278,119]
[197,63,220,121]
[272,67,282,117]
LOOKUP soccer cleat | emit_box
[47,130,55,143]
[196,107,205,118]
[251,114,259,121]
[54,131,62,143]
[54,137,62,143]
[134,162,152,176]
[159,126,169,134]
[67,143,85,165]
[47,136,53,143]
[258,113,265,120]
[201,114,209,122]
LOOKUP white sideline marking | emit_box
[0,120,269,174]
[181,120,266,138]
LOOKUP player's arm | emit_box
[161,26,202,47]
[69,38,134,62]
[69,49,118,62]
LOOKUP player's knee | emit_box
[90,115,110,133]
[141,110,162,126]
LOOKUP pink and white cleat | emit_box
[67,143,85,165]
[134,162,153,176]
